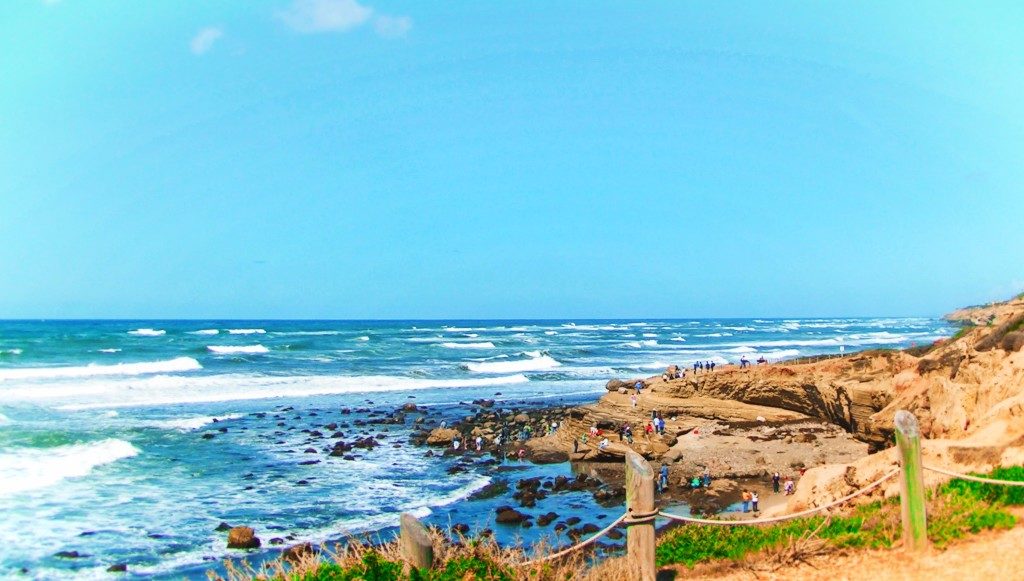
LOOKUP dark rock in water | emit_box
[269,537,285,546]
[215,522,233,532]
[606,528,624,540]
[537,512,558,527]
[478,528,494,538]
[343,455,355,460]
[468,479,509,501]
[401,403,418,412]
[447,465,466,475]
[303,448,317,454]
[341,408,351,414]
[79,531,96,537]
[450,523,470,535]
[580,523,600,534]
[330,431,345,438]
[54,551,87,559]
[107,563,128,572]
[295,480,309,486]
[298,460,320,465]
[325,423,338,430]
[565,517,581,526]
[282,542,315,563]
[218,427,228,433]
[227,526,261,549]
[494,506,529,525]
[201,433,215,440]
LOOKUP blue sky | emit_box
[2,1,1022,319]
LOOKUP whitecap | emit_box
[98,348,121,353]
[544,331,558,335]
[145,413,244,431]
[206,345,269,355]
[0,439,139,496]
[439,342,496,349]
[0,357,201,381]
[0,348,23,355]
[46,373,530,410]
[188,329,220,335]
[128,328,165,336]
[466,355,561,373]
[227,328,265,335]
[670,336,686,342]
[356,336,370,341]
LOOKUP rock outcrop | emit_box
[226,526,261,549]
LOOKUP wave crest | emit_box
[0,357,202,381]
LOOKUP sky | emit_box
[2,1,1023,319]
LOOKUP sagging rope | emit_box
[659,467,900,526]
[923,465,1024,486]
[517,512,627,566]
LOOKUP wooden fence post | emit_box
[400,512,433,571]
[625,451,656,581]
[894,410,929,552]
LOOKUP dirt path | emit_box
[667,522,1024,580]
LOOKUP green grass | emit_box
[951,325,976,341]
[656,466,1024,568]
[288,552,514,581]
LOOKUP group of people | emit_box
[692,360,716,373]
[656,464,712,493]
[662,365,685,381]
[741,489,760,512]
[647,411,667,435]
[772,471,796,495]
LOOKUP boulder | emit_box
[425,428,461,446]
[494,506,530,525]
[227,526,261,549]
[282,542,315,563]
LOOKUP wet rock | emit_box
[537,512,558,526]
[215,522,232,532]
[303,448,317,454]
[227,527,261,549]
[494,506,530,525]
[107,563,128,572]
[606,528,624,540]
[269,538,285,545]
[201,433,215,440]
[580,523,600,534]
[450,523,470,535]
[54,551,88,559]
[402,403,418,412]
[565,517,581,526]
[426,428,461,446]
[469,479,509,500]
[282,542,315,563]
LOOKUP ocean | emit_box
[0,318,952,578]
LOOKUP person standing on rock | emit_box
[703,467,711,487]
[453,437,461,451]
[741,490,751,512]
[659,463,669,493]
[751,491,759,513]
[475,435,483,453]
[634,380,643,395]
[630,393,637,408]
[772,472,781,493]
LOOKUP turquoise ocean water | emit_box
[0,318,952,578]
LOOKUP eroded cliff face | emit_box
[781,296,1024,512]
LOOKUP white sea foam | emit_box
[0,439,139,496]
[642,333,658,338]
[544,331,558,335]
[227,328,265,335]
[189,329,220,335]
[0,413,9,425]
[522,350,543,358]
[98,348,122,353]
[670,336,687,342]
[466,355,561,373]
[0,348,23,355]
[356,336,370,341]
[622,340,659,348]
[439,342,496,349]
[128,328,165,336]
[0,357,201,381]
[273,330,343,336]
[206,345,269,354]
[22,373,531,410]
[145,413,244,431]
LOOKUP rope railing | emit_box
[516,511,628,565]
[923,465,1024,486]
[658,467,900,526]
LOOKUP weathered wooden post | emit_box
[399,512,433,571]
[894,410,929,552]
[624,451,657,581]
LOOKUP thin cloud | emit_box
[278,0,373,33]
[190,27,223,55]
[277,0,411,38]
[373,14,412,38]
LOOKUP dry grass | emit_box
[207,527,642,581]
